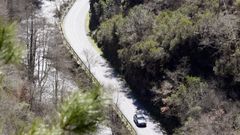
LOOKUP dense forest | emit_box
[89,0,240,134]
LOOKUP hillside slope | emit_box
[89,0,240,134]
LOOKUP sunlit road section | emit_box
[63,0,163,134]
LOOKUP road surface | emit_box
[63,0,164,134]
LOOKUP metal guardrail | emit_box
[59,0,100,85]
[112,104,137,135]
[59,1,137,135]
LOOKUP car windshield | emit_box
[138,117,145,120]
[136,114,144,118]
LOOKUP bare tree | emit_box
[53,68,59,107]
[27,12,37,109]
[82,49,97,72]
[36,20,51,103]
[21,3,50,109]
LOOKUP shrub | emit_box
[153,11,193,51]
[0,19,22,64]
[60,86,105,134]
[167,76,209,121]
[21,86,105,135]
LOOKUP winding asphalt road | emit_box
[63,0,163,134]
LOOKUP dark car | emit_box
[133,112,147,127]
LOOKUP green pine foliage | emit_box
[21,86,105,135]
[60,86,104,134]
[129,38,165,67]
[167,76,208,121]
[96,14,123,45]
[153,11,193,51]
[20,120,61,135]
[0,19,22,64]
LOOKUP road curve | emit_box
[63,0,163,134]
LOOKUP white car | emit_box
[133,112,147,127]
